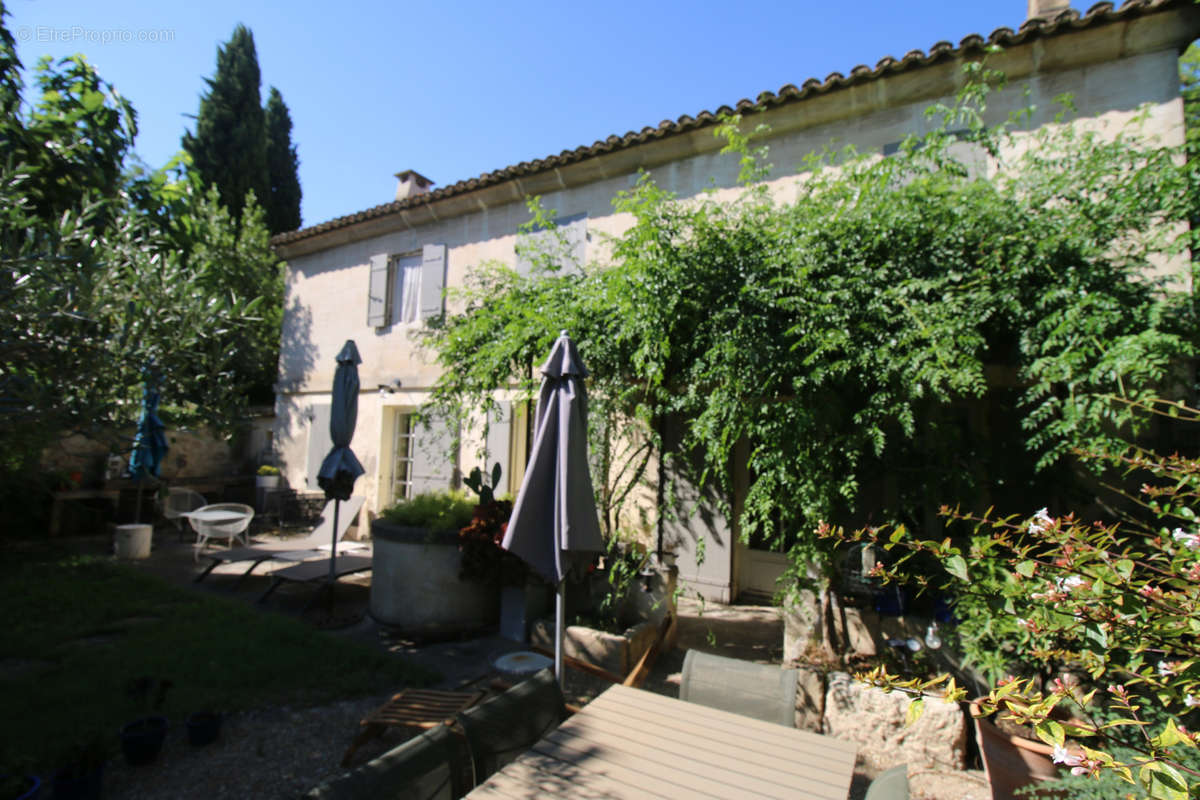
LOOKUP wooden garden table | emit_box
[466,683,857,799]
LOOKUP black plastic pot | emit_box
[185,712,221,747]
[51,765,101,800]
[120,716,167,766]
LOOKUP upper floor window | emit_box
[366,243,447,328]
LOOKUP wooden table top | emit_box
[467,683,857,800]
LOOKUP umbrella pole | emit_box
[327,499,341,612]
[555,582,565,687]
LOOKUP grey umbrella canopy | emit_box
[502,331,605,682]
[316,340,365,584]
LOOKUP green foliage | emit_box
[256,464,280,476]
[1181,43,1200,163]
[0,8,281,481]
[586,535,651,633]
[844,400,1200,797]
[264,86,301,234]
[379,490,475,532]
[423,70,1197,583]
[182,24,268,226]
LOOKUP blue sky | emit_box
[5,0,1092,230]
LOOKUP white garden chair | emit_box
[186,503,254,560]
[161,488,208,541]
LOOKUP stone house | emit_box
[270,0,1200,602]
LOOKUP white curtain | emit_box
[399,262,421,324]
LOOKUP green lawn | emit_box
[0,553,438,771]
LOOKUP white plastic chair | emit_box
[161,488,208,541]
[188,503,254,560]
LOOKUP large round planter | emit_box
[369,521,499,636]
[970,700,1061,800]
[113,524,152,559]
[255,475,281,489]
[120,716,168,766]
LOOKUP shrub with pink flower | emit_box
[822,398,1200,799]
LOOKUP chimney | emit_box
[394,170,433,202]
[1027,0,1069,21]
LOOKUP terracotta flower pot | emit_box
[970,700,1063,800]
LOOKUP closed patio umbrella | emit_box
[316,340,365,586]
[129,365,168,524]
[502,331,605,684]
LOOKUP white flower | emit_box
[1186,694,1200,708]
[1158,660,1177,677]
[1057,575,1085,592]
[1173,528,1200,551]
[1052,745,1081,766]
[1029,508,1053,535]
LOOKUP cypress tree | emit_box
[183,24,268,224]
[264,86,302,234]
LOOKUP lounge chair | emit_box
[678,649,798,727]
[455,667,568,785]
[194,495,365,583]
[303,723,472,800]
[256,553,374,606]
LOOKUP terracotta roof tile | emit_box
[272,0,1189,247]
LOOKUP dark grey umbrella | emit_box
[317,340,365,586]
[502,331,604,683]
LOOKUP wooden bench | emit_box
[340,688,486,767]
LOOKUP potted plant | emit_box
[119,677,171,766]
[255,464,281,489]
[459,463,551,641]
[369,490,491,633]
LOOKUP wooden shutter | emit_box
[409,412,458,495]
[367,254,392,327]
[305,404,332,489]
[419,244,447,320]
[484,402,512,497]
[560,213,587,272]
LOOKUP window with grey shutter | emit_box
[515,212,587,275]
[305,404,332,489]
[419,243,447,320]
[367,254,392,327]
[883,130,988,181]
[409,412,458,495]
[484,402,512,497]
